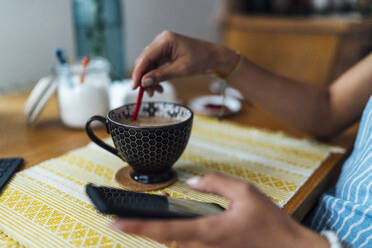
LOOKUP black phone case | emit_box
[86,184,199,219]
[0,158,23,193]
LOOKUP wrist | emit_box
[211,45,240,78]
[294,227,330,248]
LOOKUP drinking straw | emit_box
[55,49,74,88]
[80,56,90,84]
[132,86,144,121]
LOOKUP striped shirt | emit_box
[308,95,372,247]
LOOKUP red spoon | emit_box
[132,86,144,121]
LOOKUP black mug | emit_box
[85,102,193,184]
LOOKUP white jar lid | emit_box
[24,76,57,125]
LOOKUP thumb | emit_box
[186,173,249,201]
[141,60,188,87]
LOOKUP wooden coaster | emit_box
[115,166,177,192]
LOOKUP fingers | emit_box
[132,45,164,89]
[145,85,163,97]
[145,88,154,97]
[186,173,251,201]
[141,59,188,87]
[169,240,216,248]
[132,48,160,90]
[111,218,207,243]
[132,31,176,90]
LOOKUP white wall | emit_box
[122,0,219,68]
[0,0,219,94]
[0,0,75,93]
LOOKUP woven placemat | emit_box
[0,115,344,248]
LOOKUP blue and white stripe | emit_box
[308,95,372,247]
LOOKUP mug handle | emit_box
[85,115,120,158]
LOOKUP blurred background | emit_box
[1,0,372,94]
[0,0,219,93]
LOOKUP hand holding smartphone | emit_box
[86,184,224,219]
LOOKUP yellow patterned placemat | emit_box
[0,116,344,248]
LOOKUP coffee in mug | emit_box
[118,116,180,127]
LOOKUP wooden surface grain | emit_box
[221,15,372,34]
[0,76,358,220]
[222,15,372,86]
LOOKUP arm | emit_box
[223,51,372,138]
[132,31,372,139]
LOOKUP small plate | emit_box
[189,95,241,117]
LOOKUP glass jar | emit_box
[56,57,111,128]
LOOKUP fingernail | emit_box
[109,221,124,231]
[160,192,170,196]
[186,176,201,186]
[142,77,154,87]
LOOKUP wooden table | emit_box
[0,76,358,220]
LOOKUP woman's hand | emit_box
[111,173,329,248]
[132,31,239,96]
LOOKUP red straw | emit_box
[80,56,90,84]
[132,86,144,121]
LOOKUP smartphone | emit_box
[86,183,224,219]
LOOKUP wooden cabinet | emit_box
[221,15,372,86]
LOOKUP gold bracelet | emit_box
[223,53,243,82]
[217,80,227,120]
[217,53,243,120]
